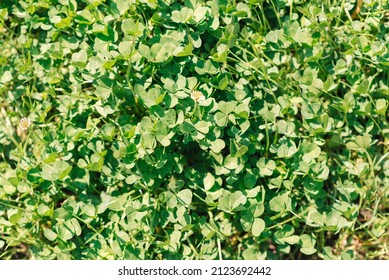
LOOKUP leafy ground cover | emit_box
[0,0,388,260]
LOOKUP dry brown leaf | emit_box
[351,0,363,20]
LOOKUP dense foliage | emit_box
[0,0,388,260]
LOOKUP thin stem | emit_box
[217,236,223,260]
[267,207,312,230]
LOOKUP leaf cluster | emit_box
[0,0,388,260]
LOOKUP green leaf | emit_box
[1,178,16,194]
[95,102,115,117]
[243,172,257,189]
[71,50,87,66]
[375,99,387,115]
[324,210,352,232]
[57,223,73,241]
[160,191,177,209]
[82,205,96,217]
[203,172,215,190]
[217,101,237,114]
[346,135,372,151]
[118,41,135,58]
[252,218,265,237]
[323,75,337,92]
[294,27,312,45]
[139,87,165,108]
[0,70,12,83]
[301,142,321,163]
[321,246,341,260]
[214,112,228,127]
[195,121,209,134]
[210,139,225,153]
[155,121,170,145]
[37,205,51,216]
[218,191,247,213]
[240,214,253,231]
[223,155,238,170]
[8,209,22,224]
[269,192,292,213]
[174,41,193,57]
[181,121,196,134]
[299,234,317,255]
[354,79,370,94]
[235,103,250,119]
[43,228,57,241]
[195,60,219,75]
[257,158,276,177]
[235,145,248,158]
[271,138,298,158]
[171,7,193,23]
[274,225,299,245]
[266,29,284,43]
[151,43,170,62]
[41,161,72,181]
[177,189,192,206]
[101,123,116,141]
[121,19,145,37]
[192,6,208,23]
[299,68,314,85]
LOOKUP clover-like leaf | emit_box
[299,234,317,255]
[210,139,225,153]
[257,158,276,177]
[41,160,72,181]
[171,7,193,23]
[195,60,219,75]
[43,228,57,242]
[121,19,145,37]
[203,172,215,190]
[218,191,247,213]
[301,142,321,163]
[274,225,300,245]
[346,135,372,151]
[177,189,192,206]
[269,192,292,213]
